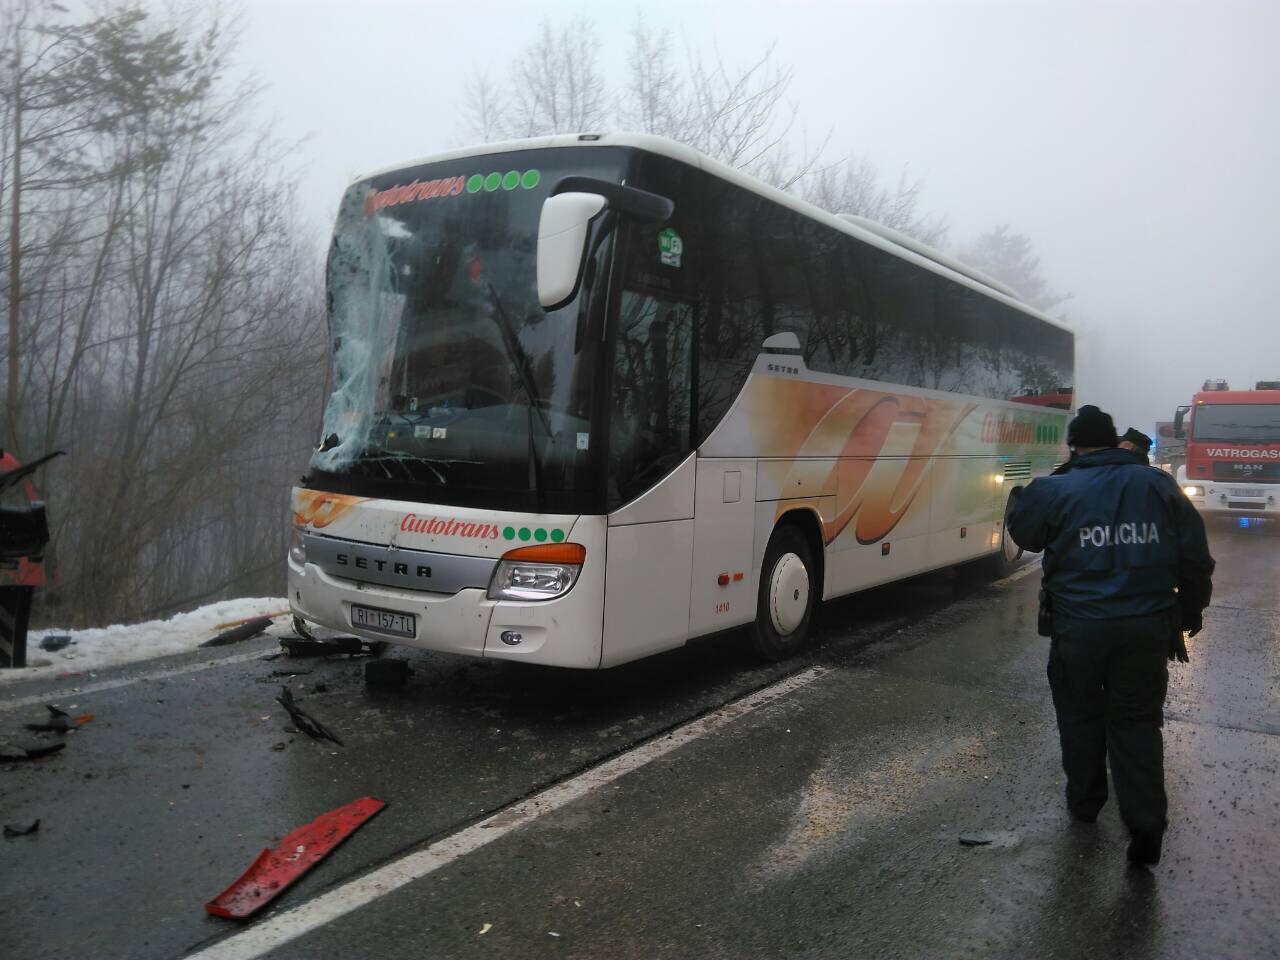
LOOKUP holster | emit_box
[1037,589,1053,638]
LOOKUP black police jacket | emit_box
[1007,448,1214,620]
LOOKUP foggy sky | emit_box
[238,0,1279,433]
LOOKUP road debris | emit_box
[279,636,386,658]
[276,686,343,745]
[478,923,493,936]
[958,830,1020,848]
[214,611,289,631]
[0,741,66,761]
[23,704,94,733]
[205,796,386,919]
[201,616,275,648]
[39,634,73,652]
[4,819,41,838]
[24,704,72,733]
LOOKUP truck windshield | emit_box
[1191,404,1280,443]
[309,148,626,511]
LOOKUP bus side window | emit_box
[609,291,694,505]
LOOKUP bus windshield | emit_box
[309,148,626,510]
[1191,404,1280,443]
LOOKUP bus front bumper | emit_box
[287,550,606,669]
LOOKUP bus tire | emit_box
[752,524,817,661]
[987,490,1025,578]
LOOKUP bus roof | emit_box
[353,132,1073,335]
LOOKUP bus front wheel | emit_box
[752,524,817,661]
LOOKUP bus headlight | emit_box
[288,528,307,566]
[487,543,586,601]
[1183,485,1204,498]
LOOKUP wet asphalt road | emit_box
[1,519,1276,959]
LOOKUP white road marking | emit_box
[991,561,1040,589]
[0,646,276,714]
[183,666,831,960]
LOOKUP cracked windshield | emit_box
[311,148,626,508]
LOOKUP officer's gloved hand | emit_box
[1184,611,1204,638]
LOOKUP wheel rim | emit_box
[769,552,810,635]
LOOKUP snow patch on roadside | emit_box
[3,597,289,685]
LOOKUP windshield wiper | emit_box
[485,282,553,511]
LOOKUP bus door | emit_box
[601,289,697,666]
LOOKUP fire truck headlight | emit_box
[487,543,585,601]
[288,528,307,566]
[1182,485,1204,498]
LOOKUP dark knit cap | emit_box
[1122,427,1152,453]
[1067,405,1118,448]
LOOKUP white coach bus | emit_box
[288,133,1074,668]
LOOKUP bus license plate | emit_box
[350,604,415,638]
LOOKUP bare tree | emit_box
[619,22,828,191]
[507,16,607,138]
[461,70,507,143]
[618,15,689,140]
[3,4,324,626]
[958,224,1071,312]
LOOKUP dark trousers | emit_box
[1047,610,1171,838]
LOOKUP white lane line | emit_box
[992,562,1040,589]
[0,646,276,713]
[184,665,830,960]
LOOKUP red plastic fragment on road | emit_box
[205,796,386,920]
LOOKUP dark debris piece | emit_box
[39,635,72,652]
[24,704,72,733]
[279,636,386,659]
[201,617,274,648]
[275,687,343,746]
[0,742,67,761]
[4,819,40,838]
[958,833,995,846]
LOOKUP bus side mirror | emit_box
[1173,405,1189,438]
[537,192,607,310]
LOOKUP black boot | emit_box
[1126,830,1162,866]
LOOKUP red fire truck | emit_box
[1175,379,1280,519]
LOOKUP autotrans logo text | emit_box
[1205,448,1280,458]
[980,413,1061,445]
[365,169,542,216]
[399,514,568,543]
[401,514,500,539]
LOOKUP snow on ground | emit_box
[3,597,290,685]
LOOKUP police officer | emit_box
[1007,405,1214,866]
[1119,427,1153,465]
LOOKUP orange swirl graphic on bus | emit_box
[293,490,369,529]
[754,380,976,545]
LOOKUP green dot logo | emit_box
[534,528,547,542]
[521,169,541,189]
[518,527,532,541]
[550,529,565,543]
[466,174,484,194]
[503,526,516,540]
[501,170,520,190]
[484,172,502,192]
